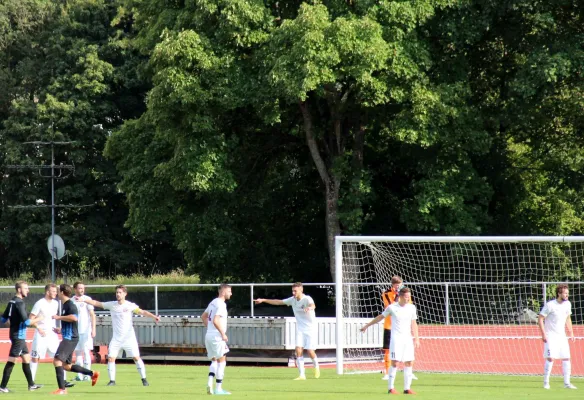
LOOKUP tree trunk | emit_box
[299,101,343,280]
[325,178,342,280]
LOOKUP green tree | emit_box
[107,0,495,280]
[1,0,184,278]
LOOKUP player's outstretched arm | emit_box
[84,298,105,309]
[360,314,385,333]
[254,298,285,306]
[139,309,161,324]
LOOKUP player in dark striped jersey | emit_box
[0,281,43,392]
[51,284,100,395]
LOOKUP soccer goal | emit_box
[334,236,584,375]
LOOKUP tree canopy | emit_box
[1,0,583,282]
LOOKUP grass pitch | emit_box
[2,363,582,399]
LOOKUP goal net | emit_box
[334,236,584,376]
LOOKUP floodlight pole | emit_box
[5,139,93,282]
[51,144,55,282]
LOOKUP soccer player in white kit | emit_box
[538,284,576,390]
[254,282,320,380]
[72,282,96,381]
[201,284,232,395]
[29,283,60,381]
[83,285,160,386]
[361,287,420,395]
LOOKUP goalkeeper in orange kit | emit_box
[380,276,418,381]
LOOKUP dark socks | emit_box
[55,366,65,390]
[1,361,15,388]
[22,363,34,386]
[71,364,93,376]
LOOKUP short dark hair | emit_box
[292,282,303,289]
[399,287,411,296]
[15,281,27,292]
[556,284,569,297]
[73,281,84,289]
[116,284,127,293]
[60,284,73,297]
[44,283,57,292]
[219,283,231,293]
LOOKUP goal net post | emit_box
[335,236,584,375]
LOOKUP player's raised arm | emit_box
[254,298,286,306]
[360,314,386,333]
[83,298,105,309]
[136,308,160,324]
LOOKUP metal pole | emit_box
[154,285,159,316]
[250,284,254,317]
[335,237,344,375]
[542,283,547,305]
[153,285,158,345]
[445,283,450,325]
[51,143,55,283]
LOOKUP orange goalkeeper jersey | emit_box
[381,290,398,330]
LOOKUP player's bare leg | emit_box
[403,360,416,394]
[307,349,319,378]
[133,356,149,386]
[293,347,306,380]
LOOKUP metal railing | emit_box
[0,282,335,317]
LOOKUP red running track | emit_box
[347,325,584,375]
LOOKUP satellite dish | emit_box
[47,234,66,260]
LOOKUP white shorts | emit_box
[205,335,229,360]
[544,337,571,359]
[390,336,415,362]
[108,336,140,358]
[295,330,317,350]
[75,332,94,351]
[31,332,60,359]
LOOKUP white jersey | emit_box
[30,297,59,332]
[540,299,571,337]
[204,298,228,337]
[73,295,94,334]
[382,302,417,338]
[283,295,316,334]
[102,300,141,340]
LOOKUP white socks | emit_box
[83,348,92,372]
[404,366,413,390]
[297,356,305,377]
[216,361,226,391]
[30,361,38,380]
[75,350,84,379]
[135,359,146,379]
[208,360,217,387]
[563,360,571,385]
[108,362,116,381]
[311,357,319,370]
[388,366,397,390]
[544,360,553,385]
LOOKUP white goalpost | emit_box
[335,236,584,376]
